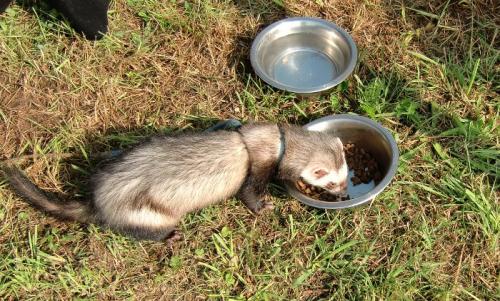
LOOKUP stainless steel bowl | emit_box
[250,17,357,96]
[285,114,399,209]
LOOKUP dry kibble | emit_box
[295,143,382,202]
[295,179,348,202]
[345,143,382,186]
[297,180,306,190]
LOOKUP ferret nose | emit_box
[338,182,348,193]
[327,181,348,194]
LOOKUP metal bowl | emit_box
[250,17,357,96]
[285,114,399,209]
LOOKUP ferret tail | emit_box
[2,165,94,223]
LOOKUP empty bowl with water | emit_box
[250,17,357,96]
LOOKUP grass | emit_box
[0,0,498,299]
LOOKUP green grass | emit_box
[0,0,499,299]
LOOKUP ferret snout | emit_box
[324,180,348,195]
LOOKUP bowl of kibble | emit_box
[285,114,399,209]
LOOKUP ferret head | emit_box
[300,137,348,195]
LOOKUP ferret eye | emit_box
[313,169,328,178]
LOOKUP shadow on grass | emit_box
[10,0,76,37]
[12,0,110,39]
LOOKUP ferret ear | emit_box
[312,168,328,179]
[334,137,343,149]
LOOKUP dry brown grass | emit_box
[0,0,498,300]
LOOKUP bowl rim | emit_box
[250,17,358,94]
[284,114,399,209]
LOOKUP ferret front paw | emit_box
[165,229,182,245]
[261,200,275,211]
[251,200,275,214]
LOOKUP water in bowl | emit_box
[346,169,376,198]
[272,47,337,89]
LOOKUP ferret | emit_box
[2,123,348,241]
